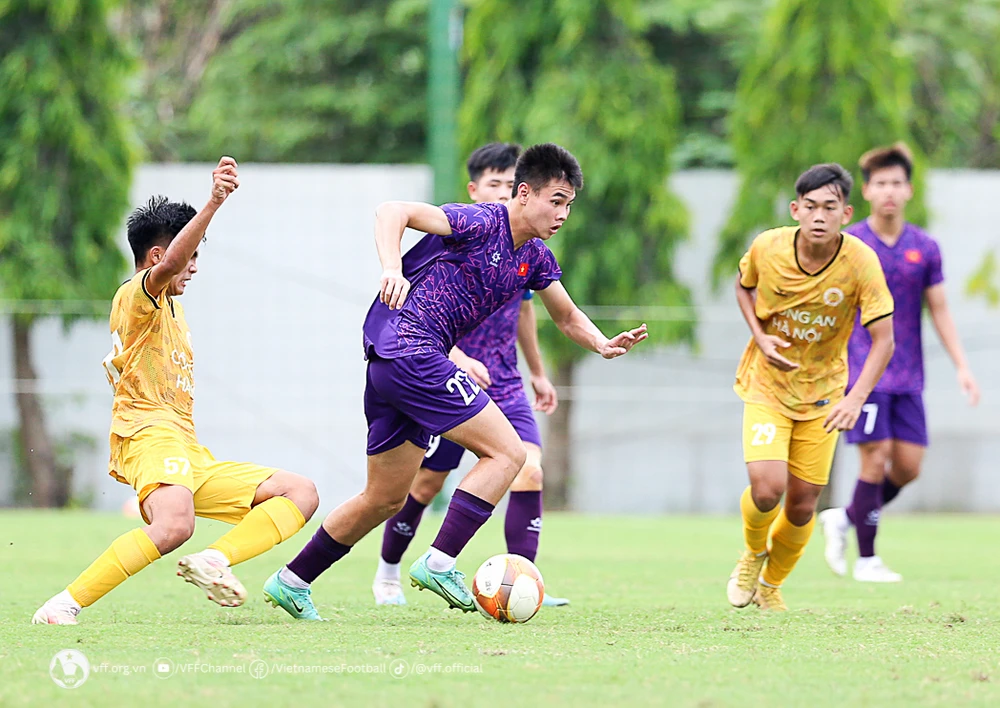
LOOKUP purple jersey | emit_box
[846,220,944,393]
[455,290,533,404]
[363,202,561,359]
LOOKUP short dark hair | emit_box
[126,196,197,266]
[467,142,521,183]
[859,142,914,182]
[794,163,853,203]
[512,143,584,197]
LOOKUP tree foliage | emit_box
[0,0,132,307]
[461,0,694,368]
[903,0,1000,168]
[182,0,429,163]
[713,0,926,286]
[0,0,134,506]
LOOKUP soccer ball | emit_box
[472,554,545,623]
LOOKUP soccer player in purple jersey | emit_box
[819,143,980,583]
[371,143,569,608]
[263,143,647,619]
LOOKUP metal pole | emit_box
[427,0,461,204]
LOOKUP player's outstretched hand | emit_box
[210,157,239,206]
[958,366,980,407]
[464,357,492,389]
[754,334,799,371]
[823,396,863,433]
[598,324,648,359]
[531,374,558,414]
[380,268,411,310]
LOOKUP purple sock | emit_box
[431,489,494,558]
[846,480,883,558]
[882,478,902,506]
[505,491,542,562]
[381,494,428,564]
[286,526,351,584]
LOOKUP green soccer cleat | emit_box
[542,593,570,607]
[263,570,325,621]
[408,552,475,612]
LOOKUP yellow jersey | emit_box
[734,227,893,420]
[102,269,197,440]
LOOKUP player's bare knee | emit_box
[513,462,543,489]
[751,485,783,512]
[500,442,527,479]
[287,476,319,521]
[153,513,195,553]
[412,471,446,504]
[784,501,815,527]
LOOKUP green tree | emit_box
[641,0,772,167]
[0,0,134,506]
[114,0,236,161]
[461,1,693,509]
[713,0,926,286]
[182,0,429,163]
[903,0,1000,168]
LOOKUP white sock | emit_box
[53,589,82,613]
[198,548,230,567]
[376,559,401,582]
[425,547,456,573]
[278,566,310,590]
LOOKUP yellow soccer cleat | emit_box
[752,582,788,612]
[727,550,767,608]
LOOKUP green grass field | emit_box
[2,510,999,707]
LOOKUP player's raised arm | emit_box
[517,296,557,413]
[374,201,452,310]
[735,276,798,372]
[824,316,895,433]
[925,284,980,406]
[145,157,238,297]
[537,281,647,359]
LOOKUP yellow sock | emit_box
[740,486,780,554]
[762,507,816,587]
[208,496,305,566]
[66,528,161,607]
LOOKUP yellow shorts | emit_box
[742,403,838,486]
[110,426,276,525]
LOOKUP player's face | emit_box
[862,165,912,218]
[789,185,853,244]
[517,178,576,241]
[168,251,199,296]
[468,167,516,204]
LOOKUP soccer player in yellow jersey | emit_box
[726,163,895,611]
[32,158,318,625]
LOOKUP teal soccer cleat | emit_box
[408,552,475,612]
[542,593,570,607]
[263,571,325,621]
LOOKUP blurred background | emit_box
[0,0,996,517]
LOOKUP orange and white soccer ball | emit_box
[472,554,545,623]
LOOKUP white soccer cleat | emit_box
[177,554,247,607]
[373,578,407,606]
[31,602,80,625]
[818,507,849,577]
[853,556,902,583]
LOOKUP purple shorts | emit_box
[365,353,490,456]
[845,391,928,446]
[423,389,542,472]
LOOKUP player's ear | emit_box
[789,200,800,221]
[841,204,854,224]
[467,181,477,201]
[518,182,530,205]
